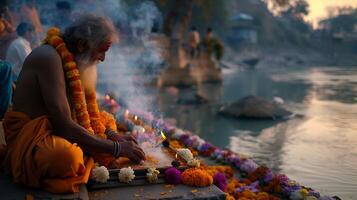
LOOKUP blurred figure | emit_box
[201,27,224,61]
[188,26,200,58]
[6,22,34,80]
[54,1,73,30]
[204,27,213,41]
[0,60,12,119]
[0,2,16,59]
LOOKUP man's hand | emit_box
[119,141,146,163]
[106,129,138,144]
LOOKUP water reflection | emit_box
[154,66,357,199]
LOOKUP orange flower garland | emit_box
[181,168,213,187]
[86,91,106,137]
[100,110,117,131]
[44,28,94,133]
[43,27,116,138]
[202,166,234,179]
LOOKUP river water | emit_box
[154,66,357,199]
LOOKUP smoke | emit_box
[12,0,165,114]
[130,1,162,39]
[91,0,165,114]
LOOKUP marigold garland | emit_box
[43,27,118,139]
[202,166,234,179]
[181,168,213,187]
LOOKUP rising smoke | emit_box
[10,0,165,114]
[92,0,164,114]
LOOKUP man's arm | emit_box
[34,45,114,155]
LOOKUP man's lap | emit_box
[34,134,85,179]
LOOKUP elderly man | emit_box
[0,15,145,193]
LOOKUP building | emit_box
[229,13,258,44]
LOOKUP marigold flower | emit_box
[47,27,60,37]
[55,43,67,55]
[48,36,64,47]
[64,61,77,70]
[181,168,213,187]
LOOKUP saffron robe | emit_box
[0,111,94,193]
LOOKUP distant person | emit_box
[204,27,213,41]
[0,60,12,119]
[54,1,73,30]
[6,22,34,80]
[201,27,224,61]
[188,26,200,58]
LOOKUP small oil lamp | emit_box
[171,154,180,168]
[123,109,129,119]
[155,131,167,147]
[105,94,110,101]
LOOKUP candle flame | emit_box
[175,154,178,159]
[161,131,166,140]
[134,115,138,121]
[142,128,145,133]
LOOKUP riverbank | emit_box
[224,45,357,69]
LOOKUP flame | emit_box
[142,128,145,133]
[161,131,166,140]
[175,154,178,159]
[134,115,138,121]
[105,95,110,101]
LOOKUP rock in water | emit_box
[218,95,292,119]
[176,93,208,105]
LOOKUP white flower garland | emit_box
[187,158,201,167]
[118,167,135,183]
[146,167,160,183]
[177,148,193,161]
[91,165,110,183]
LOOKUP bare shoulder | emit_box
[25,44,62,72]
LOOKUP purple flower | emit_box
[263,169,274,183]
[163,126,175,134]
[164,167,181,185]
[198,142,213,152]
[184,136,195,147]
[276,173,289,185]
[236,181,259,193]
[213,172,227,191]
[240,159,258,173]
[282,185,302,195]
[179,134,190,144]
[309,190,320,198]
[211,149,222,158]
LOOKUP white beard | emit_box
[78,63,98,93]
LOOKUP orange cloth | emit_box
[0,111,94,193]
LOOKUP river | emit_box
[153,66,357,199]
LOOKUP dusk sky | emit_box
[306,0,357,26]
